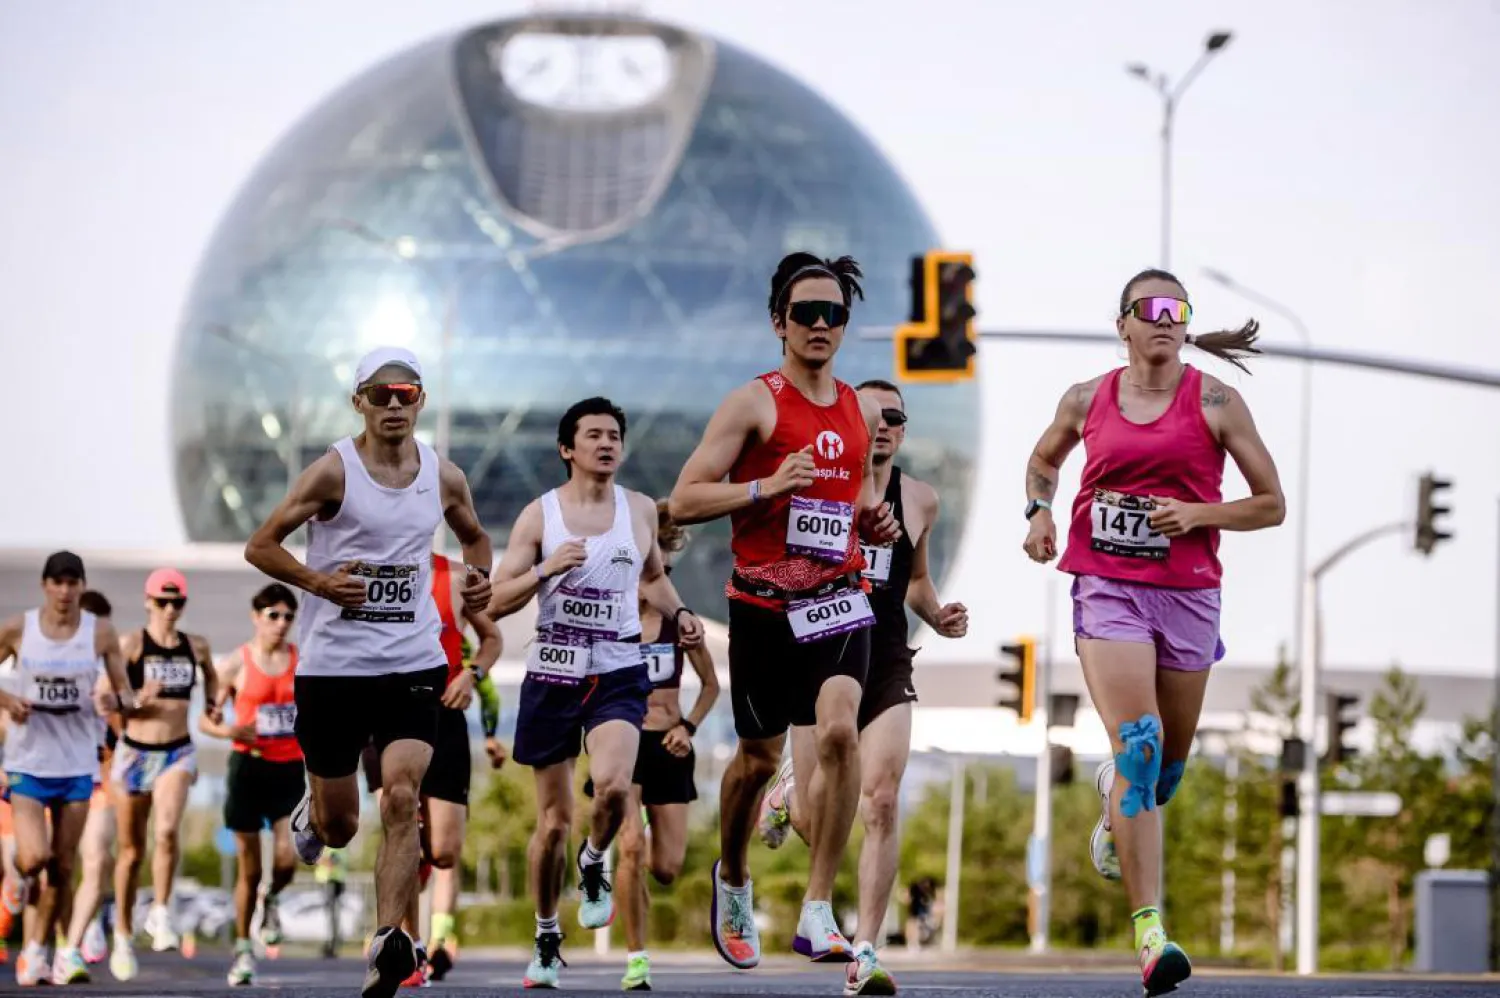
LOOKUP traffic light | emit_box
[1414,472,1453,555]
[1049,744,1075,785]
[997,637,1036,724]
[1325,692,1359,764]
[894,250,977,383]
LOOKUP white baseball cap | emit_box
[353,346,423,391]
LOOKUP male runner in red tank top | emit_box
[1022,269,1283,997]
[670,253,899,971]
[201,583,306,987]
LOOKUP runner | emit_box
[110,567,216,979]
[199,583,305,986]
[243,345,493,998]
[64,589,119,967]
[487,396,704,989]
[614,500,720,991]
[358,552,502,986]
[758,380,968,994]
[1022,269,1283,996]
[668,252,899,969]
[0,551,149,986]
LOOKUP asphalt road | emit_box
[28,952,1499,998]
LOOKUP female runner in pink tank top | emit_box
[1020,269,1284,996]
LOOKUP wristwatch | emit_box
[1024,498,1053,520]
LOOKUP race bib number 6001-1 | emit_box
[1089,489,1169,560]
[787,496,854,563]
[340,562,421,623]
[552,585,623,639]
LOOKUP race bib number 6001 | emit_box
[787,496,854,563]
[340,562,421,623]
[1089,490,1169,560]
[526,635,592,685]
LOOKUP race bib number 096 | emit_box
[787,589,876,644]
[340,562,421,623]
[860,544,893,585]
[526,635,592,685]
[787,497,854,563]
[27,676,82,714]
[1089,490,1168,560]
[256,703,298,738]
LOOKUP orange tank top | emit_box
[432,554,465,684]
[233,644,302,763]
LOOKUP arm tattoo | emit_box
[1027,468,1056,500]
[1201,385,1231,408]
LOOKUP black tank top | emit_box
[127,630,199,700]
[862,466,916,652]
[641,611,684,690]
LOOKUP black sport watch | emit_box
[1024,498,1053,520]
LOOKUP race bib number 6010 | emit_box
[1089,489,1169,560]
[787,589,876,644]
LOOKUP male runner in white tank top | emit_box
[244,346,494,998]
[0,552,148,986]
[487,397,704,990]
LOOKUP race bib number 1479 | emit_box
[1089,490,1169,560]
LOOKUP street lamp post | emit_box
[1126,30,1233,270]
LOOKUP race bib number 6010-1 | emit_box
[1089,489,1169,560]
[787,496,854,563]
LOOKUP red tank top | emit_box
[1058,365,1225,589]
[431,554,464,684]
[233,644,302,763]
[728,372,870,607]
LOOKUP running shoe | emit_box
[108,935,137,982]
[146,903,179,952]
[1140,927,1192,996]
[621,952,651,991]
[362,926,417,998]
[793,900,853,963]
[576,842,615,930]
[290,792,325,865]
[844,942,895,995]
[427,943,454,982]
[400,941,429,988]
[259,891,283,946]
[52,946,90,985]
[709,859,760,969]
[227,942,256,987]
[1090,759,1122,881]
[757,755,795,849]
[14,943,47,987]
[80,918,108,965]
[523,932,566,989]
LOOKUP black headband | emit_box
[775,264,843,312]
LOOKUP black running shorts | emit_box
[632,728,698,806]
[361,706,472,806]
[223,752,306,833]
[858,644,918,731]
[727,599,870,741]
[294,666,446,780]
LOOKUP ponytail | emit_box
[1187,319,1261,374]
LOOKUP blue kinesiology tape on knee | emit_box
[1156,760,1186,806]
[1114,714,1163,818]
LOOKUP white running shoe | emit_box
[757,755,795,849]
[1090,759,1122,881]
[290,791,325,865]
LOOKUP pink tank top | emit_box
[1057,365,1225,589]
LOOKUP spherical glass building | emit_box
[172,12,980,619]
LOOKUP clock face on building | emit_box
[497,31,672,110]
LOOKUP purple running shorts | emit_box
[1071,574,1225,672]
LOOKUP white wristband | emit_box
[748,479,763,503]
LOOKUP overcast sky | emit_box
[1,0,1497,677]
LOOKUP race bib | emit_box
[1089,490,1169,560]
[642,642,676,684]
[787,497,854,563]
[787,589,876,644]
[526,635,592,685]
[553,585,623,639]
[860,543,894,585]
[27,676,82,713]
[256,702,298,738]
[340,562,421,623]
[144,659,195,691]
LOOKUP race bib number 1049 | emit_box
[1089,490,1169,560]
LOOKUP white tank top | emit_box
[297,436,446,678]
[529,486,644,679]
[8,609,101,779]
